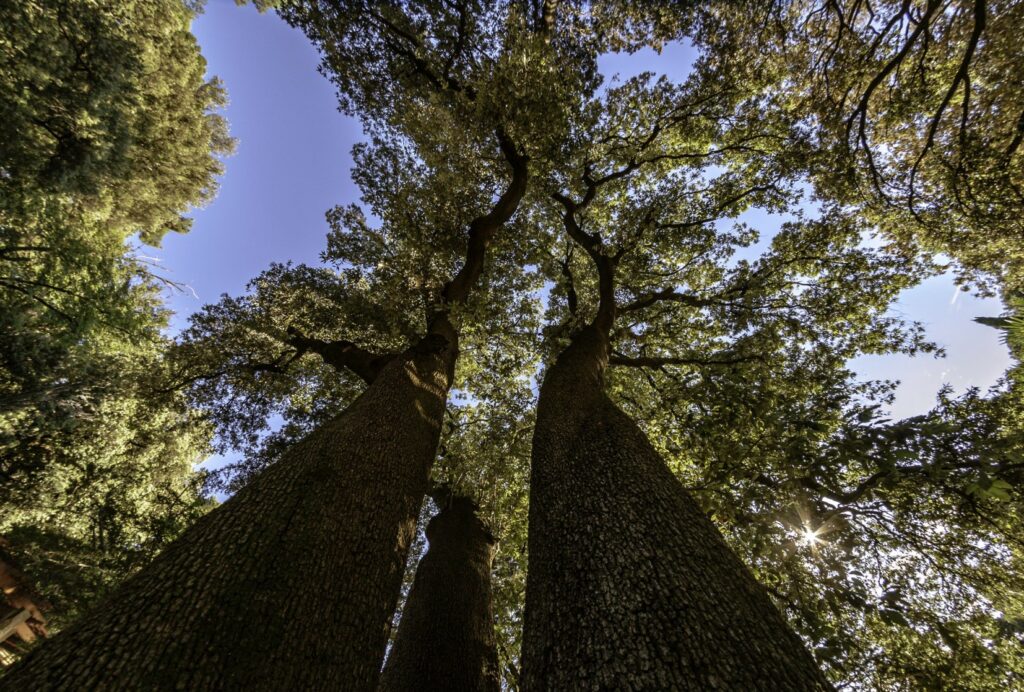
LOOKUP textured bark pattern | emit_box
[379,496,500,692]
[0,338,456,691]
[521,327,831,691]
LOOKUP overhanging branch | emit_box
[609,351,760,369]
[552,192,617,334]
[620,288,717,313]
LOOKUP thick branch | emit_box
[154,353,302,396]
[552,193,616,334]
[844,0,942,196]
[769,456,1018,511]
[285,327,394,385]
[441,130,529,306]
[620,288,718,313]
[654,183,779,234]
[0,245,51,257]
[1004,108,1024,159]
[908,0,985,210]
[367,8,471,96]
[560,250,578,315]
[540,0,558,35]
[441,0,469,87]
[0,279,75,323]
[609,352,759,369]
[579,160,642,208]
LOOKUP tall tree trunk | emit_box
[520,326,831,691]
[0,332,457,691]
[379,495,500,692]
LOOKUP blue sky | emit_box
[160,2,361,332]
[164,1,1010,423]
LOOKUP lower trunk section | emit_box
[379,495,500,692]
[1,339,455,691]
[521,328,830,690]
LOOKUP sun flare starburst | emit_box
[799,526,821,546]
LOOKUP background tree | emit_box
[1,322,213,634]
[517,59,901,686]
[426,336,536,690]
[379,490,501,692]
[0,0,228,639]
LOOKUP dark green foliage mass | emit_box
[0,0,228,626]
[0,0,232,242]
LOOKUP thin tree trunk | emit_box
[0,332,457,691]
[521,326,831,691]
[379,495,500,692]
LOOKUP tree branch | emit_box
[0,279,75,323]
[154,351,303,395]
[908,0,985,211]
[441,129,529,306]
[552,192,616,333]
[560,246,578,315]
[620,287,717,313]
[0,246,51,257]
[844,0,941,177]
[539,0,559,36]
[609,351,759,369]
[285,326,394,385]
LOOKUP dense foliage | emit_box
[0,0,228,625]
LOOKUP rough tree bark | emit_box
[378,494,500,692]
[0,334,455,690]
[520,325,832,690]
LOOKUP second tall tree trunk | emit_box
[521,326,831,690]
[0,333,456,691]
[379,494,500,692]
